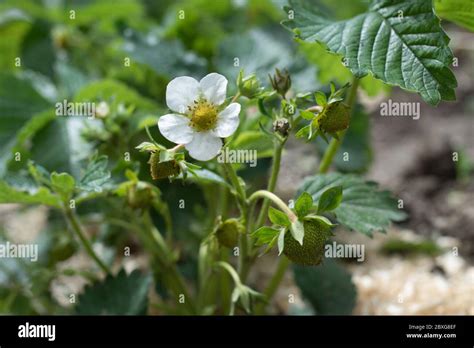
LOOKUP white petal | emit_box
[158,114,194,144]
[212,103,241,138]
[166,76,200,113]
[185,132,222,161]
[199,73,228,106]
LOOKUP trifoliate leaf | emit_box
[284,0,457,105]
[76,270,151,315]
[298,173,406,236]
[268,206,291,227]
[317,185,343,213]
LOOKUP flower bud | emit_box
[273,118,290,137]
[269,68,291,97]
[216,218,244,248]
[237,71,262,99]
[149,151,181,180]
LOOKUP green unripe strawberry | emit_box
[317,101,350,134]
[149,151,180,180]
[283,219,332,266]
[216,218,244,248]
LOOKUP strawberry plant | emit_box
[0,0,470,316]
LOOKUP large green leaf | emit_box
[0,179,60,207]
[435,0,474,32]
[284,0,457,105]
[0,73,53,176]
[299,41,391,97]
[293,259,356,315]
[76,270,151,315]
[20,20,55,78]
[30,117,92,177]
[298,173,406,236]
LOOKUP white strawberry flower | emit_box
[158,73,241,161]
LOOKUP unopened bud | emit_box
[237,70,263,99]
[269,68,291,97]
[273,118,290,137]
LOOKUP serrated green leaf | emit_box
[77,155,111,192]
[293,259,356,315]
[285,0,457,105]
[268,206,291,227]
[76,269,151,315]
[298,173,406,236]
[317,186,343,213]
[435,0,474,32]
[294,191,313,218]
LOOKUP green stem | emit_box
[318,77,360,173]
[222,162,249,277]
[219,250,232,314]
[255,138,286,228]
[64,207,112,276]
[248,190,296,222]
[255,256,290,314]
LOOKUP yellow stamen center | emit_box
[189,100,218,132]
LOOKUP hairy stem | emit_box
[64,207,112,276]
